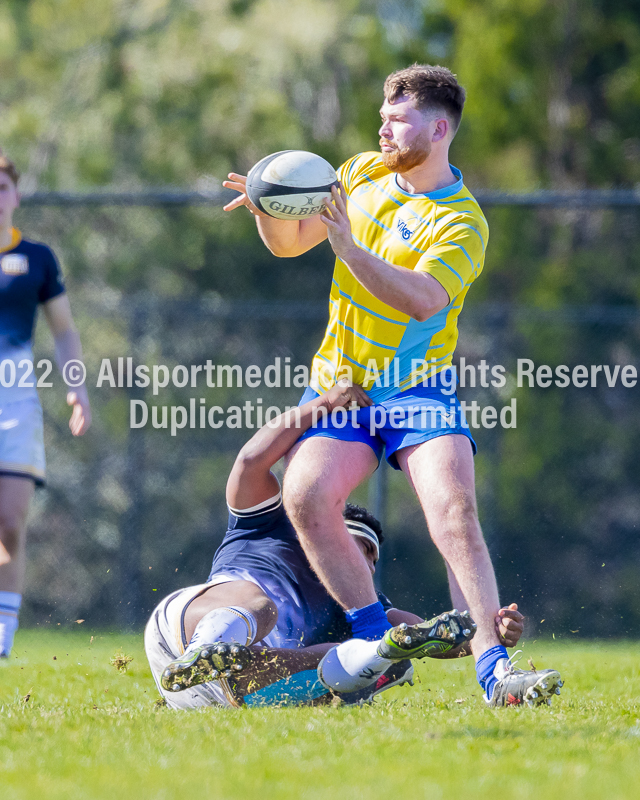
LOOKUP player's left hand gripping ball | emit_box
[243,150,338,220]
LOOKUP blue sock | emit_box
[346,601,390,641]
[0,591,21,657]
[476,644,509,700]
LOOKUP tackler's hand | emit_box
[323,379,373,413]
[495,603,525,648]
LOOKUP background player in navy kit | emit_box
[0,151,91,658]
[145,382,525,709]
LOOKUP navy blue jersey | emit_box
[208,496,392,649]
[0,230,65,348]
[1,230,65,403]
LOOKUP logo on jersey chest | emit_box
[1,254,29,275]
[396,218,415,240]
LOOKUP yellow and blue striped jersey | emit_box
[310,152,489,403]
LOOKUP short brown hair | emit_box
[384,64,466,133]
[0,150,20,186]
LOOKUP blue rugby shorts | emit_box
[297,383,476,470]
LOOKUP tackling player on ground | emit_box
[0,151,91,658]
[223,65,563,706]
[145,383,542,709]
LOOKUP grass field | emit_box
[1,631,639,800]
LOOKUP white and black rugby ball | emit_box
[246,150,338,220]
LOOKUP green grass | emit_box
[1,631,640,799]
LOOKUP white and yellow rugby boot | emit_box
[161,642,252,692]
[377,609,477,660]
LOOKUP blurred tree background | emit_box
[0,0,638,636]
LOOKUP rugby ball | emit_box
[246,150,338,220]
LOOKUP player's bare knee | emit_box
[284,461,347,523]
[257,595,278,624]
[253,595,278,641]
[0,517,22,559]
[283,478,342,531]
[282,462,317,508]
[451,494,479,529]
[429,492,480,543]
[231,582,279,632]
[283,475,321,522]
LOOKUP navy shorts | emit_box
[298,383,476,470]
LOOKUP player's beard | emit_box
[380,132,432,172]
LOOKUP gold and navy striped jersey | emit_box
[310,152,489,403]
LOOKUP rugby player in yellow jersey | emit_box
[223,65,562,706]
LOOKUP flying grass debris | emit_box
[110,650,134,673]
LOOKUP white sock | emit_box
[317,639,392,693]
[188,606,258,650]
[0,591,21,657]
